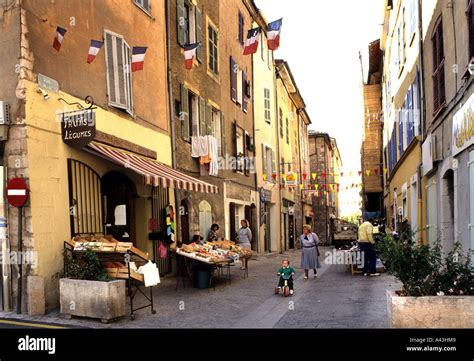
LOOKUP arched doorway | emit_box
[102,171,137,243]
[199,200,212,239]
[180,200,190,244]
[441,169,454,252]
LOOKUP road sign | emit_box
[6,178,29,207]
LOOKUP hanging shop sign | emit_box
[61,109,96,149]
[285,172,297,187]
[452,93,474,156]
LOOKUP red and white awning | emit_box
[87,142,218,194]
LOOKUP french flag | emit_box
[243,28,261,55]
[131,47,148,72]
[86,40,103,64]
[267,18,283,51]
[53,26,67,51]
[184,43,199,70]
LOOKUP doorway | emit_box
[102,171,137,243]
[180,200,190,244]
[264,203,271,252]
[289,215,295,249]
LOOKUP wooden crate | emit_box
[106,267,144,283]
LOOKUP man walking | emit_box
[358,218,380,276]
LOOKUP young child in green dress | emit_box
[275,258,295,295]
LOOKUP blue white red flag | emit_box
[53,26,67,51]
[184,43,199,70]
[131,47,148,72]
[267,18,283,51]
[87,40,103,64]
[243,28,261,55]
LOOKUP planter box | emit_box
[60,278,126,323]
[387,290,474,328]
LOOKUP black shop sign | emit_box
[61,109,96,149]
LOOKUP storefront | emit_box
[452,93,474,256]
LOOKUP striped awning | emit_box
[87,142,218,194]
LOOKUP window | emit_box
[208,24,219,75]
[68,159,103,237]
[234,123,245,172]
[397,9,406,73]
[264,88,271,124]
[432,17,446,114]
[134,0,150,14]
[286,117,289,144]
[180,85,204,140]
[104,31,133,114]
[281,157,285,175]
[238,12,244,45]
[176,0,202,62]
[468,0,474,60]
[279,108,283,138]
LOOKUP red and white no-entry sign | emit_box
[6,178,29,207]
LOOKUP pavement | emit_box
[0,247,401,328]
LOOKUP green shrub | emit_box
[376,235,473,297]
[62,249,110,281]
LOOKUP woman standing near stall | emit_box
[300,224,320,279]
[236,219,252,270]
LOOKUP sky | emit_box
[255,0,384,216]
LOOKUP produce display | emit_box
[178,240,252,263]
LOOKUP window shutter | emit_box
[104,31,132,112]
[271,150,276,179]
[181,84,190,140]
[244,131,250,175]
[230,57,237,102]
[206,103,213,136]
[195,6,203,62]
[177,0,186,47]
[262,144,267,175]
[220,112,226,156]
[123,41,133,115]
[242,72,248,113]
[199,97,206,136]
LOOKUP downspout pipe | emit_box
[165,0,179,245]
[275,66,283,254]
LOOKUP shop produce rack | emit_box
[64,238,156,320]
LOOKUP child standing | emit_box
[275,258,295,295]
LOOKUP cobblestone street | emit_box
[0,247,400,329]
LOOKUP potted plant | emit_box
[60,250,126,323]
[378,235,474,328]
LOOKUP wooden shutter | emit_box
[232,121,238,172]
[181,84,190,140]
[195,6,203,62]
[242,72,248,113]
[262,144,267,175]
[197,97,204,136]
[104,31,131,112]
[244,131,250,175]
[206,103,213,136]
[230,57,237,102]
[177,0,186,46]
[220,112,226,156]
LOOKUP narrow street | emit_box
[0,247,400,329]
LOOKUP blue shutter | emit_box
[398,111,403,158]
[407,86,414,143]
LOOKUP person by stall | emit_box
[207,224,220,242]
[236,219,252,270]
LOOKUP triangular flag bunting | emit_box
[312,173,317,180]
[263,174,267,181]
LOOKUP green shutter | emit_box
[199,97,206,136]
[220,112,226,156]
[180,84,189,140]
[195,6,203,62]
[177,0,186,47]
[206,103,213,135]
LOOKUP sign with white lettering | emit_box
[453,93,474,156]
[61,110,96,149]
[38,73,59,93]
